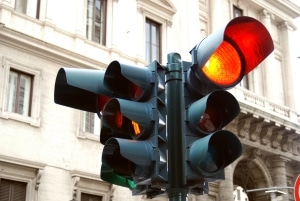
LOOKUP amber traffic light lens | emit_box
[198,102,222,133]
[202,41,242,87]
[131,121,142,136]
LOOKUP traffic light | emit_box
[54,68,112,113]
[183,16,274,194]
[100,60,167,196]
[54,62,167,196]
[54,15,275,199]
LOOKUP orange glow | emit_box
[115,111,123,128]
[131,121,141,136]
[198,103,222,133]
[202,41,242,87]
[130,84,144,100]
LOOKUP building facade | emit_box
[0,0,299,201]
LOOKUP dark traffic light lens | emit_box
[202,41,242,87]
[130,83,144,100]
[198,102,222,133]
[199,143,223,173]
[98,95,110,112]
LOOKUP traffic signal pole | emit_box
[166,53,188,201]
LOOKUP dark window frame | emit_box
[86,0,107,45]
[145,18,161,64]
[6,69,33,116]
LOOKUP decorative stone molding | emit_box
[71,176,80,200]
[259,9,275,21]
[35,169,44,190]
[278,21,297,31]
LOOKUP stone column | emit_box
[269,156,290,201]
[278,21,299,111]
[218,165,234,201]
[259,10,285,105]
[210,0,230,31]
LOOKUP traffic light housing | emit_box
[54,15,274,199]
[183,16,274,194]
[100,61,167,196]
[54,68,112,113]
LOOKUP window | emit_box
[86,0,107,45]
[71,172,112,201]
[0,159,44,201]
[233,6,243,18]
[0,57,41,126]
[0,179,27,201]
[83,112,100,135]
[15,0,27,14]
[81,193,102,201]
[6,69,33,116]
[14,0,41,19]
[145,19,161,64]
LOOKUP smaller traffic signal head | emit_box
[188,16,274,94]
[100,61,166,196]
[54,68,111,113]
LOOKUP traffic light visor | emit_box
[190,16,274,89]
[54,68,111,112]
[188,131,242,176]
[104,61,153,101]
[187,90,240,135]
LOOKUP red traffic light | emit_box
[189,16,274,89]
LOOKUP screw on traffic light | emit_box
[182,16,274,194]
[100,60,167,197]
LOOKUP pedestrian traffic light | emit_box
[100,61,167,196]
[183,16,274,194]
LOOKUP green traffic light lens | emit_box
[198,102,222,133]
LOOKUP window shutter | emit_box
[12,181,26,201]
[0,179,26,201]
[0,179,10,201]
